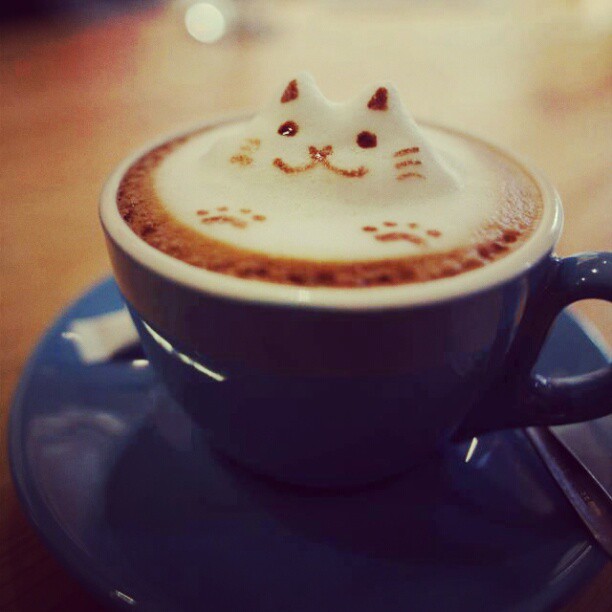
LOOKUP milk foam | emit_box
[154,74,511,261]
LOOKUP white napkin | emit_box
[66,309,139,364]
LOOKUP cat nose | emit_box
[309,145,333,160]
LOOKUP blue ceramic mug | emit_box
[101,124,612,487]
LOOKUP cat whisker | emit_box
[395,160,422,169]
[231,155,253,166]
[396,172,425,181]
[235,138,261,158]
[394,147,420,157]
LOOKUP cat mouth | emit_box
[273,145,368,178]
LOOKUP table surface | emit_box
[1,1,611,610]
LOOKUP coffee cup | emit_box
[100,113,611,487]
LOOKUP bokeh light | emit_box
[184,2,227,44]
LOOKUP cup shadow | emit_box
[104,403,575,565]
[96,391,590,611]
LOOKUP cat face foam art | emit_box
[208,72,457,197]
[154,73,510,262]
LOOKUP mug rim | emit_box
[100,117,563,310]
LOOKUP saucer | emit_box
[9,278,609,611]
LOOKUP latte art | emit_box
[117,74,543,287]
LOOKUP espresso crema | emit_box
[117,74,543,287]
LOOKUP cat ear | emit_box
[367,87,389,111]
[281,79,299,103]
[278,72,323,106]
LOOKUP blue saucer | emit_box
[9,278,609,612]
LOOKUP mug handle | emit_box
[455,252,612,439]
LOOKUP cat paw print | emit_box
[362,221,441,245]
[196,207,266,229]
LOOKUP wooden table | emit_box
[1,1,611,609]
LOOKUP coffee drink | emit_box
[117,73,543,287]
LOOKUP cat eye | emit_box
[357,131,377,148]
[278,121,299,137]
